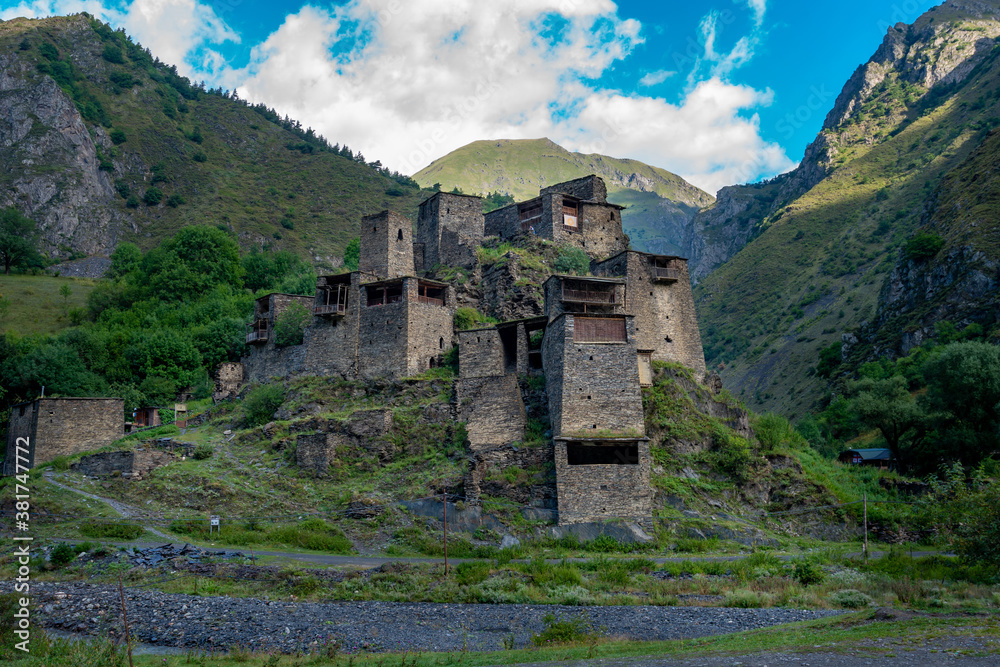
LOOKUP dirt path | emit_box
[43,472,174,541]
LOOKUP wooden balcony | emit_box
[246,328,269,344]
[314,303,346,316]
[654,267,680,282]
[417,295,444,306]
[562,287,615,305]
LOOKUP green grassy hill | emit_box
[0,14,435,270]
[0,274,97,335]
[413,138,714,255]
[693,3,1000,420]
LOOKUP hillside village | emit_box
[6,175,715,531]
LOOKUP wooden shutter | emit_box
[574,317,626,342]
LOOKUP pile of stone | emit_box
[127,543,243,567]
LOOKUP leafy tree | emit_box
[59,283,72,314]
[143,187,163,206]
[107,242,142,280]
[140,226,243,301]
[101,44,125,64]
[816,341,842,378]
[849,375,925,468]
[241,248,314,294]
[192,151,207,163]
[273,302,311,347]
[904,231,945,261]
[127,330,203,391]
[922,342,1000,466]
[0,208,40,274]
[342,238,360,272]
[109,129,127,145]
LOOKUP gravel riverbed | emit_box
[32,581,848,654]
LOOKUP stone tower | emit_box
[416,192,484,270]
[360,210,414,280]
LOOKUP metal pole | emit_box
[863,492,869,563]
[442,489,448,576]
[118,576,134,667]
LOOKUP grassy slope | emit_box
[413,138,715,254]
[1,15,434,268]
[0,274,96,335]
[695,14,1000,420]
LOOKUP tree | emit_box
[139,226,244,301]
[59,283,71,315]
[342,238,360,272]
[107,242,142,280]
[0,208,40,274]
[849,375,925,468]
[273,302,311,347]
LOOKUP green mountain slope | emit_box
[413,138,714,255]
[693,0,1000,420]
[0,14,433,270]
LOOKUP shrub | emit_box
[584,535,620,553]
[828,589,873,608]
[454,307,496,330]
[280,218,294,230]
[19,38,30,50]
[125,194,139,208]
[39,42,59,60]
[143,187,163,206]
[50,543,77,566]
[711,426,752,483]
[242,383,285,427]
[101,44,125,64]
[792,560,825,586]
[114,179,130,199]
[79,522,145,540]
[109,129,127,145]
[192,444,213,460]
[273,302,311,346]
[904,231,945,261]
[553,246,591,275]
[192,151,207,163]
[724,589,774,608]
[166,194,185,208]
[530,613,593,646]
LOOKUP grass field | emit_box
[0,274,97,335]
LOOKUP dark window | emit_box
[417,282,445,305]
[566,442,639,465]
[439,337,444,349]
[366,282,404,306]
[19,406,26,417]
[397,229,403,241]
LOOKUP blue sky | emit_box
[2,0,940,193]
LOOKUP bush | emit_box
[828,589,873,608]
[101,44,125,64]
[724,589,774,608]
[454,307,495,330]
[125,194,139,208]
[553,246,591,275]
[530,613,594,646]
[109,129,127,145]
[166,194,185,208]
[192,444,213,460]
[792,560,825,585]
[143,187,163,206]
[242,383,285,427]
[192,151,207,163]
[280,218,294,230]
[273,302,311,346]
[904,231,945,261]
[79,522,145,540]
[50,543,77,566]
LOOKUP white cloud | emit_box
[638,69,675,87]
[747,0,767,27]
[1,0,238,79]
[7,0,791,192]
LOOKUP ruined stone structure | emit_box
[3,398,124,474]
[456,328,527,450]
[213,362,244,402]
[416,192,483,271]
[71,448,175,480]
[485,175,629,259]
[593,250,706,378]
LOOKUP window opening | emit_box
[417,282,445,305]
[638,352,653,387]
[574,317,627,343]
[397,229,403,241]
[566,442,639,465]
[518,201,542,231]
[367,282,404,306]
[563,199,578,228]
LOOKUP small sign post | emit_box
[175,403,188,429]
[210,515,220,536]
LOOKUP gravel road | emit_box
[34,581,845,654]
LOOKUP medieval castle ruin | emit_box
[241,175,706,526]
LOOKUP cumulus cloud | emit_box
[8,0,792,192]
[1,0,238,78]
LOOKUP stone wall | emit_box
[406,296,455,376]
[3,398,124,472]
[3,401,36,475]
[302,273,362,378]
[484,203,521,241]
[243,343,307,384]
[480,255,545,322]
[458,328,504,378]
[456,374,526,450]
[360,210,414,280]
[295,432,332,476]
[417,192,483,269]
[594,251,706,378]
[542,314,645,438]
[541,175,608,203]
[464,443,556,507]
[71,449,175,479]
[213,362,243,402]
[554,439,652,524]
[358,297,410,380]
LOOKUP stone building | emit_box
[593,250,706,379]
[456,327,526,450]
[485,175,629,259]
[359,210,414,279]
[3,397,124,474]
[242,292,316,381]
[416,192,484,271]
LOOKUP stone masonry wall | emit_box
[213,362,243,402]
[3,401,37,474]
[456,374,526,450]
[594,251,706,378]
[4,398,124,472]
[541,175,608,203]
[542,314,645,438]
[360,210,414,280]
[303,273,362,378]
[554,440,652,524]
[71,449,175,479]
[484,203,521,241]
[464,444,556,506]
[417,193,483,269]
[458,328,504,379]
[358,297,409,380]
